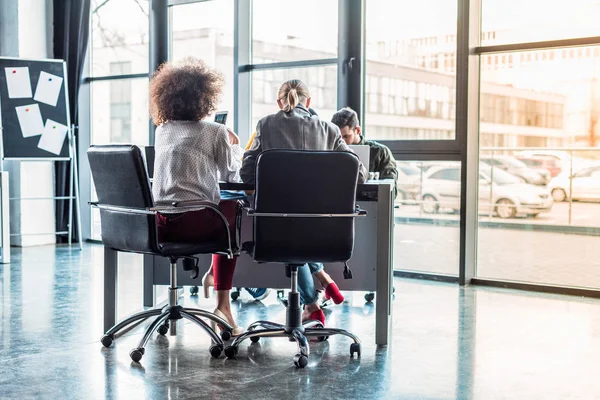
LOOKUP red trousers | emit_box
[156,200,238,290]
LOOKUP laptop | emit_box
[348,145,370,170]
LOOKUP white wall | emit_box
[14,0,56,246]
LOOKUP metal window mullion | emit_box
[242,58,338,72]
[457,0,482,286]
[234,0,252,143]
[337,0,364,121]
[85,73,150,83]
[150,0,169,146]
[475,35,600,54]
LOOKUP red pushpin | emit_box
[12,70,16,74]
[26,108,29,112]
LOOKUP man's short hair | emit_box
[331,107,360,130]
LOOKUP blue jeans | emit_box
[296,263,324,305]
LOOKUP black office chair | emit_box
[224,150,366,368]
[88,144,241,362]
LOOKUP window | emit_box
[109,62,132,143]
[252,0,337,63]
[169,0,235,126]
[395,161,462,276]
[478,46,600,288]
[365,0,457,141]
[481,0,600,45]
[90,0,149,76]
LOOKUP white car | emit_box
[421,164,553,218]
[549,166,600,202]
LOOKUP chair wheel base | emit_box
[190,286,199,295]
[158,324,169,336]
[350,343,361,357]
[224,345,238,358]
[364,292,375,302]
[250,336,260,343]
[130,348,144,362]
[293,353,308,368]
[220,330,232,341]
[101,334,114,348]
[209,344,223,358]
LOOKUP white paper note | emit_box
[34,71,63,107]
[15,104,44,138]
[38,119,68,155]
[4,67,33,98]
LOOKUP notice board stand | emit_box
[0,57,82,262]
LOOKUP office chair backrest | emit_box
[144,146,155,179]
[253,150,359,263]
[87,145,159,254]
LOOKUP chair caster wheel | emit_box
[364,292,375,302]
[350,343,361,357]
[209,344,223,358]
[190,286,199,296]
[130,348,144,362]
[231,291,240,301]
[293,353,308,368]
[220,329,232,341]
[101,334,113,348]
[224,346,238,358]
[158,324,169,336]
[250,336,260,343]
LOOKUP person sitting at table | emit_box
[240,79,367,325]
[331,107,399,200]
[150,57,243,336]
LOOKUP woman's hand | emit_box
[227,129,240,145]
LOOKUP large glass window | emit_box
[477,46,600,288]
[365,0,457,140]
[252,0,337,63]
[169,0,235,127]
[481,0,600,46]
[395,161,461,276]
[89,0,151,240]
[90,0,150,76]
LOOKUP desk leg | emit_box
[104,246,118,332]
[143,254,155,307]
[376,185,393,346]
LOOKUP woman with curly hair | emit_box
[150,58,243,336]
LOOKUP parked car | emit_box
[396,165,422,203]
[420,164,553,218]
[516,155,562,178]
[480,155,549,185]
[548,165,600,202]
[517,150,594,175]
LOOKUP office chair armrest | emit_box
[170,200,220,209]
[355,206,368,216]
[90,203,156,215]
[245,211,366,218]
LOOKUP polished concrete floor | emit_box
[2,244,600,399]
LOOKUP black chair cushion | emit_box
[158,241,230,258]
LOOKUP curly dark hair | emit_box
[149,58,224,125]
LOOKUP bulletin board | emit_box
[0,57,70,159]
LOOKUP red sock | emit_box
[324,282,344,304]
[309,309,325,325]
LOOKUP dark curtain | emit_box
[53,0,91,243]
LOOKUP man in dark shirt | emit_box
[331,107,399,199]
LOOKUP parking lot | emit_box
[393,201,600,289]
